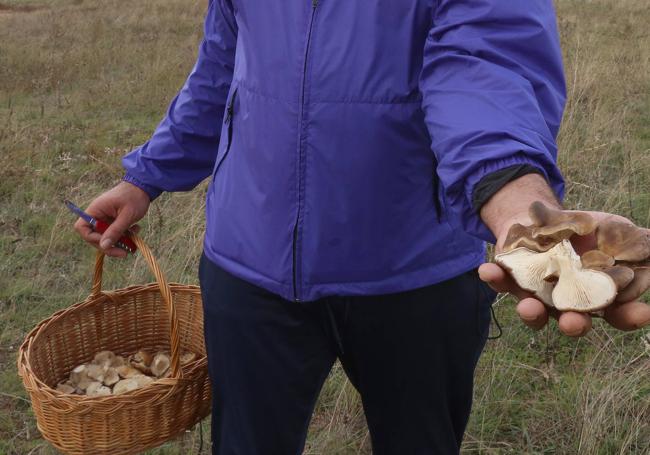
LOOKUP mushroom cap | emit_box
[55,382,76,394]
[110,355,126,368]
[616,266,650,303]
[502,223,558,252]
[132,350,153,366]
[116,365,142,379]
[103,367,120,386]
[86,382,112,397]
[180,352,197,366]
[130,350,154,375]
[76,376,94,392]
[529,202,598,237]
[151,352,171,378]
[134,375,155,388]
[581,250,615,269]
[597,221,650,262]
[85,364,105,383]
[69,364,88,385]
[113,378,140,395]
[501,203,599,253]
[93,350,115,367]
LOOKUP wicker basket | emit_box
[17,234,211,454]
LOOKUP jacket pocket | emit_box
[211,86,239,183]
[432,157,445,223]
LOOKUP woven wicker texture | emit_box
[17,234,211,454]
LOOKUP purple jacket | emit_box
[123,0,566,302]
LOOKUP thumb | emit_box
[99,209,136,250]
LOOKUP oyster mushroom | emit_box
[502,223,558,252]
[86,382,112,397]
[112,378,139,395]
[581,250,615,269]
[113,375,154,395]
[597,221,650,262]
[93,350,116,368]
[151,352,171,377]
[130,350,153,375]
[529,202,598,237]
[116,365,142,379]
[134,375,155,388]
[599,266,635,291]
[85,364,105,383]
[70,364,88,384]
[580,251,634,291]
[494,245,557,305]
[543,241,617,312]
[496,240,618,312]
[103,367,120,386]
[55,381,76,394]
[110,355,126,368]
[180,351,197,366]
[69,364,94,392]
[501,202,598,253]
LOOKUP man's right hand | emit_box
[73,181,151,258]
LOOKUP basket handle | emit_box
[90,233,182,379]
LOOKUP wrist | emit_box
[480,173,561,243]
[118,181,151,204]
[121,174,161,201]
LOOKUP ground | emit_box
[0,0,649,453]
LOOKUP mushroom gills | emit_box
[494,246,556,305]
[545,249,617,312]
[496,240,618,312]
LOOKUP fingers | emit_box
[516,298,549,330]
[558,312,592,337]
[74,218,101,246]
[98,207,136,251]
[604,300,650,331]
[73,217,129,258]
[478,263,533,299]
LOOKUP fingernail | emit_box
[100,239,113,249]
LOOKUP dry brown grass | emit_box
[0,0,649,453]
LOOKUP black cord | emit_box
[488,304,503,340]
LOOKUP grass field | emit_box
[1,0,649,453]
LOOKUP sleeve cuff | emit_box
[455,154,565,244]
[122,173,163,201]
[472,164,545,211]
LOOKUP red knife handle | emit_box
[94,219,138,253]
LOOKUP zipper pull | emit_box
[312,0,318,7]
[225,103,234,123]
[225,90,237,124]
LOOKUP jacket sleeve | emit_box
[122,0,237,200]
[420,0,567,242]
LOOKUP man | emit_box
[75,0,650,453]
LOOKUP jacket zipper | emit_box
[292,0,319,302]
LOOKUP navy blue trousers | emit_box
[199,253,496,455]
